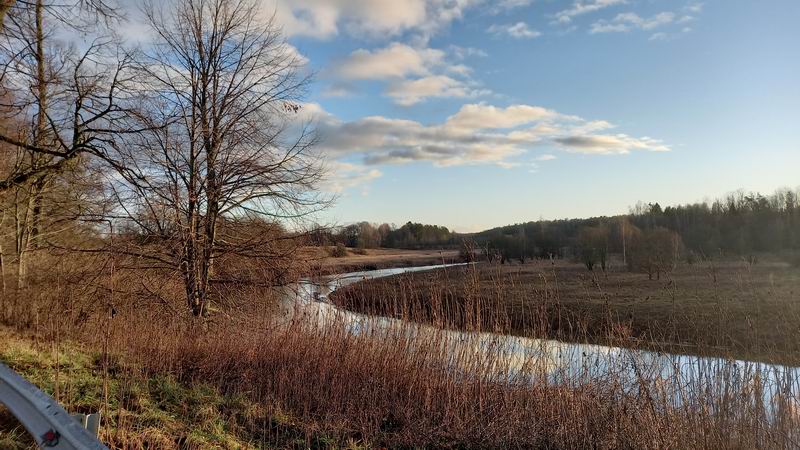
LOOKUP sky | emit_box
[132,0,800,232]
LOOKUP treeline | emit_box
[472,189,800,272]
[629,191,800,255]
[312,221,457,250]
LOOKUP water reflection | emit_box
[279,263,800,413]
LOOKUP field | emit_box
[330,256,800,366]
[299,246,460,274]
[2,252,800,448]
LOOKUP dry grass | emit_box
[331,258,800,366]
[1,252,800,448]
[75,309,800,448]
[299,246,459,274]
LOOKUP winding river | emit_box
[281,263,800,413]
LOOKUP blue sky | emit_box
[141,0,800,232]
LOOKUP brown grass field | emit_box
[331,256,800,366]
[299,246,460,274]
[3,251,800,448]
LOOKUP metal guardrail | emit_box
[0,362,107,449]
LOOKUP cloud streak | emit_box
[553,0,627,24]
[306,102,670,172]
[488,22,542,39]
[590,12,676,34]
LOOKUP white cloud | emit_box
[306,102,670,169]
[675,2,704,35]
[267,0,480,41]
[488,22,542,39]
[320,161,383,194]
[387,75,488,106]
[535,154,557,161]
[284,43,310,67]
[446,103,557,130]
[590,11,676,34]
[685,2,704,14]
[493,0,535,10]
[572,119,615,134]
[447,64,473,76]
[117,17,155,44]
[449,45,489,59]
[589,22,628,33]
[333,43,444,80]
[330,43,489,105]
[553,0,627,25]
[649,32,669,41]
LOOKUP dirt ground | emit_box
[330,256,800,365]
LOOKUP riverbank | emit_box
[330,258,800,366]
[300,246,460,275]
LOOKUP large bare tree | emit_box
[107,0,323,316]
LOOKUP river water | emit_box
[280,263,800,413]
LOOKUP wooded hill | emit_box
[473,189,800,267]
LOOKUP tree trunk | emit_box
[16,0,48,292]
[0,232,6,321]
[0,1,15,33]
[622,219,627,267]
[15,190,34,289]
[0,209,7,297]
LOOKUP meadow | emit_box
[331,256,800,366]
[300,247,460,275]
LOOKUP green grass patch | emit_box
[0,328,260,449]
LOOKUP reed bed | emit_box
[2,255,800,448]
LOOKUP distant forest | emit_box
[316,221,457,250]
[325,188,800,267]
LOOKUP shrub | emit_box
[458,239,476,262]
[329,243,348,258]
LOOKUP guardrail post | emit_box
[0,362,108,449]
[86,413,101,437]
[69,412,100,436]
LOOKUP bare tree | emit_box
[578,225,609,272]
[0,0,135,290]
[106,0,324,316]
[628,227,683,280]
[0,0,125,192]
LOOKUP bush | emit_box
[351,247,368,255]
[459,239,476,263]
[329,243,348,258]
